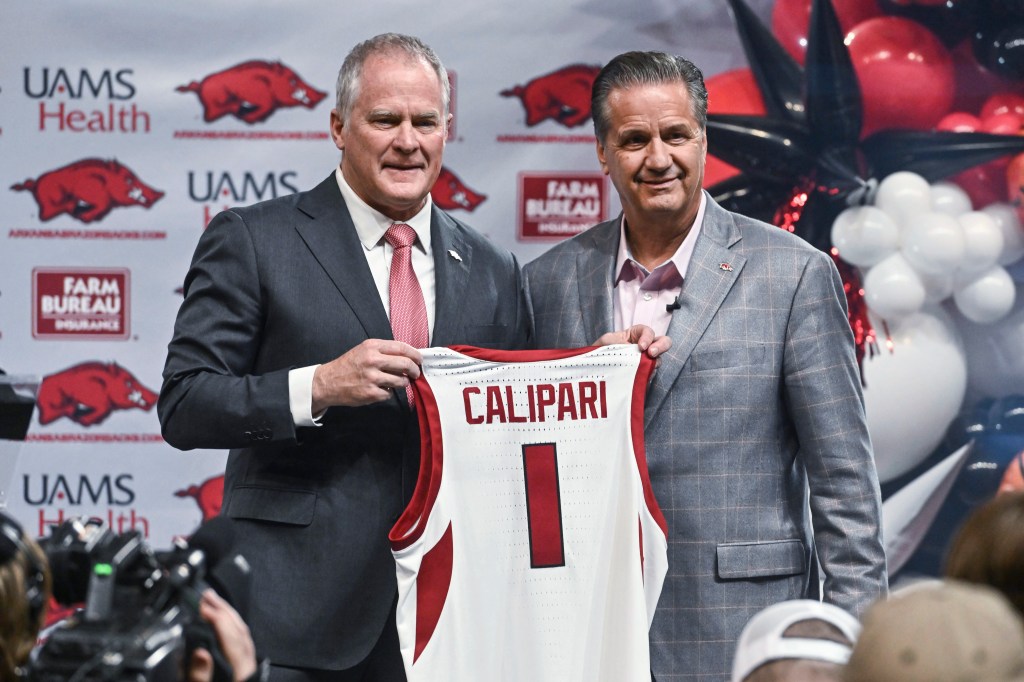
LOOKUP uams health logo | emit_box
[33,268,130,339]
[37,362,157,427]
[518,173,607,240]
[189,170,300,227]
[178,60,326,124]
[23,66,149,133]
[501,65,601,128]
[11,159,163,223]
[23,473,149,538]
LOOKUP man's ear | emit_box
[596,139,609,174]
[330,109,345,151]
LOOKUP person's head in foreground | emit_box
[843,579,1024,682]
[731,599,860,682]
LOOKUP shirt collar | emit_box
[335,166,433,253]
[614,190,707,287]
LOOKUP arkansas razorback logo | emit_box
[175,474,225,521]
[501,64,602,128]
[177,60,327,124]
[37,361,157,427]
[11,159,164,224]
[431,167,486,212]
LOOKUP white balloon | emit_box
[830,205,900,267]
[864,253,927,319]
[981,202,1024,266]
[901,212,966,276]
[956,283,1024,401]
[930,181,973,217]
[919,271,955,304]
[957,211,1005,277]
[875,171,932,230]
[953,266,1016,324]
[862,307,967,482]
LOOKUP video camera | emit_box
[27,516,250,682]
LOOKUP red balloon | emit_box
[982,93,1024,120]
[771,0,883,65]
[846,17,955,138]
[703,68,766,187]
[1006,153,1024,222]
[936,112,981,132]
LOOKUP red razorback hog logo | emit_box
[177,60,327,124]
[431,167,486,212]
[175,474,225,522]
[11,159,164,224]
[501,64,602,128]
[37,362,157,427]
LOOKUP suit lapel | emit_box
[577,220,619,343]
[430,209,472,346]
[644,197,746,427]
[293,175,393,341]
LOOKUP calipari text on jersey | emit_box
[389,344,668,682]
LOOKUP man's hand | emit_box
[311,339,423,414]
[188,589,258,682]
[593,324,672,358]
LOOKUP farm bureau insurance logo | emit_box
[33,268,130,339]
[11,159,164,223]
[518,173,607,240]
[23,66,150,133]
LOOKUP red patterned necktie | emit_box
[385,223,428,403]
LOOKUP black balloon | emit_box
[972,21,1024,80]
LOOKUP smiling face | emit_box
[596,81,707,236]
[331,53,450,221]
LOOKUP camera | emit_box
[27,517,247,682]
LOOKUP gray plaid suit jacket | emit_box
[524,194,887,681]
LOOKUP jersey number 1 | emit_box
[522,443,565,568]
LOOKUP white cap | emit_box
[731,600,861,682]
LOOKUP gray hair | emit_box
[591,51,708,143]
[335,33,450,123]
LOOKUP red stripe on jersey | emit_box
[414,522,454,663]
[631,353,668,537]
[390,374,444,550]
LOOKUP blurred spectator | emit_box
[843,580,1024,682]
[0,512,51,682]
[731,600,860,682]
[945,490,1024,616]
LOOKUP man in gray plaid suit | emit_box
[523,51,887,681]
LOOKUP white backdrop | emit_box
[2,0,1018,581]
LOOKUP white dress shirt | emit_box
[288,168,437,426]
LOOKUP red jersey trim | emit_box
[632,353,668,537]
[390,374,444,550]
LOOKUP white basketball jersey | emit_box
[390,344,668,682]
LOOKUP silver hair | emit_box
[335,33,450,123]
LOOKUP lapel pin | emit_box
[719,262,733,272]
[448,249,463,262]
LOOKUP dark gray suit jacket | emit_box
[159,174,531,670]
[524,195,886,681]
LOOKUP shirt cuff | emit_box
[288,365,323,427]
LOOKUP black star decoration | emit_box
[707,0,1024,252]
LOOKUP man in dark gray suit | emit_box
[159,34,530,681]
[524,51,887,681]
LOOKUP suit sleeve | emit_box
[782,248,888,614]
[158,209,296,451]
